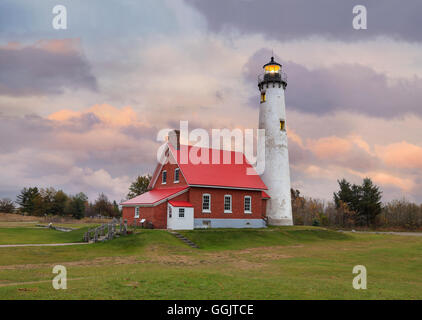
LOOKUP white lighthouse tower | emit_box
[258,56,293,226]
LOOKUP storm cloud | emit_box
[0,40,97,96]
[186,0,422,42]
[244,48,422,118]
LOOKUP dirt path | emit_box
[0,243,88,248]
[0,277,89,288]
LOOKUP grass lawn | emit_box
[178,226,349,250]
[0,226,92,245]
[0,226,420,299]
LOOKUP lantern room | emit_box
[263,57,281,74]
[258,56,287,90]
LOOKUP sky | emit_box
[0,0,421,204]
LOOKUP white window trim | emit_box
[202,193,211,213]
[162,170,167,184]
[174,168,180,183]
[244,196,252,214]
[224,194,232,213]
[134,207,140,218]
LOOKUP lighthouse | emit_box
[258,56,293,226]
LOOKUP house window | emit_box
[174,168,180,183]
[168,206,172,218]
[135,207,140,218]
[224,195,232,213]
[162,170,167,184]
[244,196,252,214]
[179,208,185,218]
[202,194,211,213]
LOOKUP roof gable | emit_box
[148,147,187,190]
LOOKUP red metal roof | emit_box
[168,200,193,207]
[121,186,189,206]
[166,144,268,190]
[262,191,271,199]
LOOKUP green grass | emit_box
[0,230,186,265]
[0,226,421,299]
[0,226,94,245]
[179,226,350,250]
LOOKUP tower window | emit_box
[162,170,167,184]
[280,120,286,131]
[260,92,266,103]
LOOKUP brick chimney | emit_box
[168,130,180,150]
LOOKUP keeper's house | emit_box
[121,132,270,230]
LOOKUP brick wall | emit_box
[122,191,189,229]
[122,185,267,229]
[188,187,264,219]
[153,162,187,189]
[262,199,268,219]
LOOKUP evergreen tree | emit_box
[334,179,358,212]
[16,187,40,215]
[359,178,382,226]
[333,178,382,227]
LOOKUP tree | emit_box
[112,200,121,217]
[0,198,15,213]
[85,202,95,218]
[93,193,115,217]
[333,178,382,227]
[39,187,57,216]
[359,178,382,226]
[127,174,151,199]
[31,193,46,217]
[16,187,40,215]
[333,179,359,212]
[291,188,301,201]
[52,190,68,216]
[65,193,88,219]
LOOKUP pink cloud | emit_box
[307,136,352,159]
[35,39,81,54]
[350,170,416,192]
[287,128,305,148]
[48,104,143,127]
[376,141,422,169]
